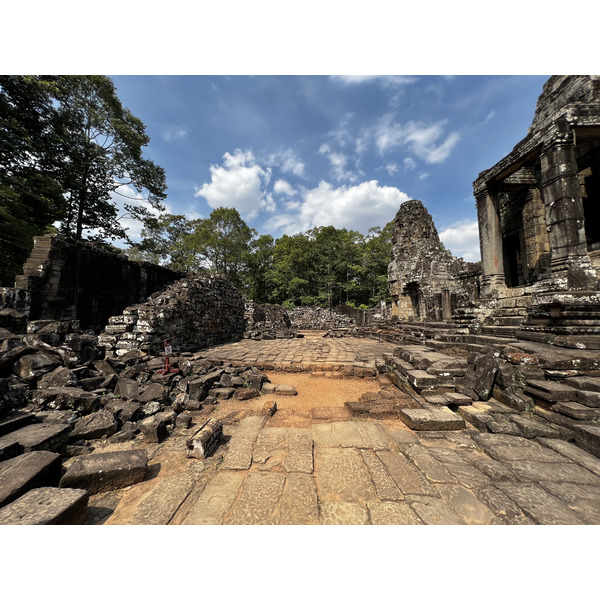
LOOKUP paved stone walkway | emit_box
[200,333,395,375]
[93,412,600,525]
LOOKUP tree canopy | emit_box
[0,75,166,285]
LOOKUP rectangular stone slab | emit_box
[59,449,148,494]
[0,450,62,508]
[0,411,35,437]
[0,487,88,525]
[0,422,71,453]
[399,407,465,431]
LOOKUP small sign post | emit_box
[159,339,179,375]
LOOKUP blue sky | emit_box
[110,75,549,262]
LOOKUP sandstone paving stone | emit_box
[182,471,245,525]
[0,410,35,437]
[537,482,600,524]
[405,494,466,525]
[220,415,266,470]
[223,471,285,525]
[381,426,419,446]
[277,472,320,525]
[0,438,21,462]
[434,483,495,525]
[283,430,314,474]
[320,502,369,525]
[475,486,534,525]
[426,446,470,465]
[0,422,71,453]
[478,439,572,464]
[573,424,600,458]
[495,481,585,525]
[367,501,422,525]
[0,487,88,525]
[314,447,377,503]
[311,421,388,450]
[132,472,196,525]
[70,409,118,441]
[59,448,148,494]
[376,451,435,497]
[253,427,287,465]
[442,463,492,491]
[0,451,62,508]
[398,444,456,484]
[399,407,465,431]
[505,460,600,486]
[461,452,519,483]
[536,437,600,478]
[360,450,403,501]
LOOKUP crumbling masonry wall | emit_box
[99,274,245,356]
[13,234,183,331]
[387,200,481,321]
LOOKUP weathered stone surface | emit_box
[399,444,456,484]
[186,418,222,458]
[405,494,466,525]
[573,424,600,458]
[275,384,297,396]
[478,437,570,464]
[495,481,585,524]
[0,422,71,453]
[182,471,245,525]
[13,352,61,381]
[399,407,465,431]
[360,450,403,501]
[34,386,100,413]
[37,366,77,389]
[314,447,377,502]
[114,378,139,401]
[140,415,168,444]
[320,502,369,525]
[70,410,117,441]
[434,483,495,524]
[132,472,196,525]
[220,416,265,470]
[311,421,388,450]
[0,487,88,525]
[475,486,534,524]
[376,451,434,496]
[262,400,277,416]
[367,501,423,525]
[537,437,600,477]
[0,451,62,508]
[59,449,148,494]
[223,471,285,525]
[282,430,313,474]
[0,410,35,437]
[538,482,600,524]
[508,460,600,485]
[262,383,277,394]
[232,387,260,401]
[278,472,320,525]
[138,383,167,404]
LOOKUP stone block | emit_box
[0,422,71,453]
[140,415,168,443]
[262,383,277,394]
[0,487,88,525]
[70,410,118,441]
[232,387,260,401]
[13,352,61,381]
[275,384,297,396]
[573,424,600,458]
[398,407,465,431]
[59,449,148,494]
[554,402,600,420]
[0,451,62,508]
[138,382,167,404]
[186,418,222,459]
[0,410,35,437]
[262,400,277,416]
[114,378,139,401]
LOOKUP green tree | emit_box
[245,234,274,302]
[0,76,65,285]
[134,213,196,271]
[54,75,167,241]
[187,207,256,289]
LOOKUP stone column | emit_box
[540,124,599,290]
[475,186,506,297]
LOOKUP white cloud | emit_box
[194,149,271,220]
[161,125,187,142]
[263,180,410,235]
[403,157,417,171]
[374,115,460,163]
[319,145,358,182]
[385,163,399,175]
[419,172,430,180]
[273,179,296,196]
[439,220,481,262]
[266,147,305,177]
[331,75,418,87]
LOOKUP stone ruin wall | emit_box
[9,234,183,331]
[99,274,245,356]
[243,301,294,339]
[388,200,481,322]
[289,306,356,329]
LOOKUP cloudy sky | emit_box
[109,74,549,262]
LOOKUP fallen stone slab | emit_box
[0,487,88,525]
[0,422,71,453]
[114,378,140,401]
[69,410,118,441]
[211,387,235,400]
[59,449,148,494]
[262,383,277,394]
[13,352,62,381]
[0,410,36,437]
[33,387,101,413]
[188,370,224,402]
[233,388,260,401]
[186,418,223,459]
[139,415,168,443]
[0,451,62,508]
[573,424,600,458]
[553,402,600,420]
[398,407,465,431]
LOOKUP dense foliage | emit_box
[0,75,166,285]
[129,208,393,309]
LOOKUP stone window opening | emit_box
[580,167,600,251]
